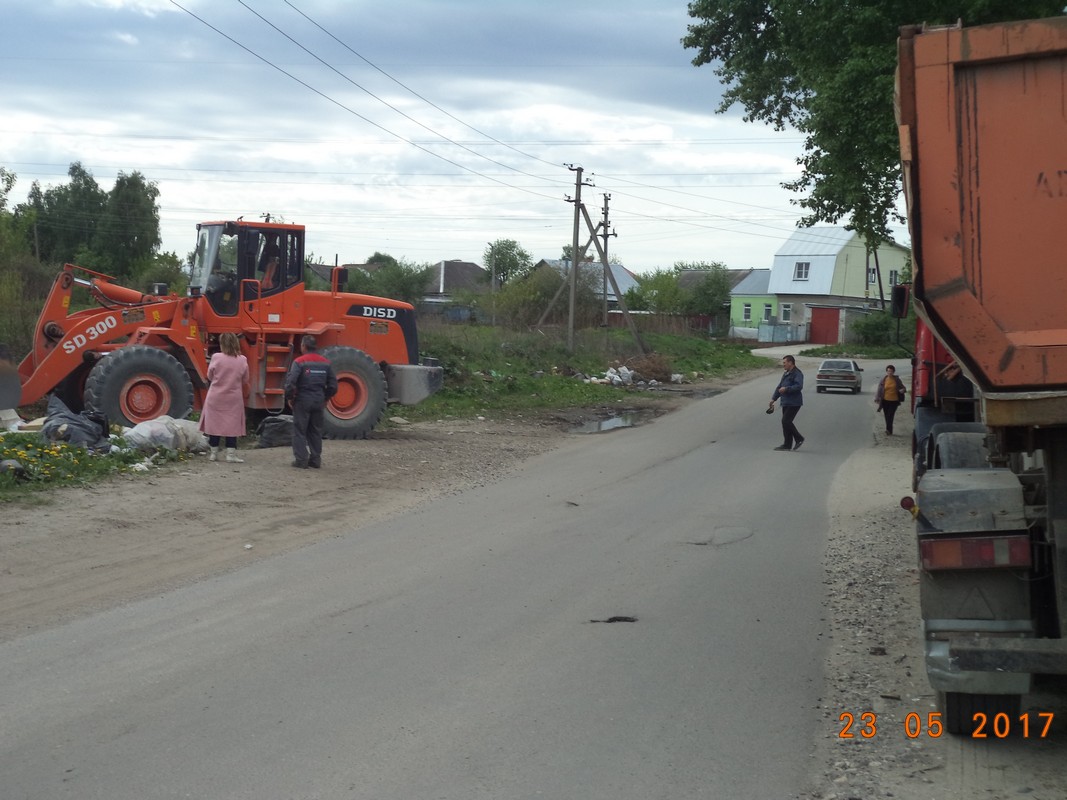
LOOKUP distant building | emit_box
[534,259,640,306]
[769,226,909,345]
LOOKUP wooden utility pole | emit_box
[565,165,589,352]
[580,202,648,354]
[598,194,617,326]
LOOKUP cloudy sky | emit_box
[4,0,904,273]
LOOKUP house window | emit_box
[889,269,899,286]
[742,303,752,322]
[867,266,877,284]
[780,303,792,322]
[793,261,809,280]
[763,304,773,322]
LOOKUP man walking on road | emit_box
[768,354,805,451]
[284,335,338,469]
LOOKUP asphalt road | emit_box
[1,362,876,799]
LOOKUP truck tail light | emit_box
[919,534,1031,570]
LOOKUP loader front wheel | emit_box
[85,346,194,427]
[320,346,387,439]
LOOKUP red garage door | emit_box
[809,307,840,345]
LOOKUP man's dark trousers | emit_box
[292,400,325,467]
[781,405,802,447]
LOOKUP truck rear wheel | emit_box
[84,346,194,427]
[320,346,387,439]
[942,691,1021,735]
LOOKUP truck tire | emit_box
[319,346,387,440]
[942,691,1021,735]
[84,346,194,427]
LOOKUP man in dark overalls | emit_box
[284,335,338,469]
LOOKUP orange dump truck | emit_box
[896,17,1067,733]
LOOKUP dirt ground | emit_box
[1,387,707,643]
[4,372,1066,798]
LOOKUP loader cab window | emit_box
[245,229,303,297]
[194,226,240,316]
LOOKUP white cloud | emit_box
[4,0,909,272]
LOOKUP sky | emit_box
[3,0,909,274]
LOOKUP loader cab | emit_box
[190,222,305,316]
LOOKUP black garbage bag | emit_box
[40,395,111,451]
[255,414,294,448]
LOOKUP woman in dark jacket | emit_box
[875,365,907,435]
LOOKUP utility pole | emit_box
[599,193,617,327]
[565,165,592,352]
[486,241,497,326]
[580,202,647,354]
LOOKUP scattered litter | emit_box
[0,458,28,479]
[122,416,207,453]
[244,543,253,550]
[255,415,293,448]
[40,395,110,451]
[1,408,22,432]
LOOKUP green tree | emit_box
[678,261,731,316]
[0,167,31,261]
[94,171,161,281]
[632,268,688,314]
[682,1,1063,248]
[495,264,599,329]
[358,252,432,304]
[22,162,107,265]
[484,239,533,285]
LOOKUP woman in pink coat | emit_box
[198,332,250,463]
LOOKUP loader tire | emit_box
[85,346,194,427]
[320,346,387,440]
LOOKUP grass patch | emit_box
[407,323,772,420]
[0,432,185,501]
[798,343,914,360]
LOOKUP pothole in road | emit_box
[569,410,657,434]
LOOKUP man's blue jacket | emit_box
[771,367,804,407]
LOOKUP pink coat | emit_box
[198,353,249,437]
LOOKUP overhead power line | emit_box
[167,0,562,203]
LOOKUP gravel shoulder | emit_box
[807,405,1067,800]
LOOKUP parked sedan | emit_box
[815,359,864,394]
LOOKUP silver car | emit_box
[815,359,864,394]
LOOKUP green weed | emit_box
[0,432,184,501]
[409,323,770,420]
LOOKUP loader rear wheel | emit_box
[942,691,1021,735]
[84,346,194,427]
[320,346,387,439]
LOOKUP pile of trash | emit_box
[571,366,689,387]
[22,396,208,453]
[121,415,208,453]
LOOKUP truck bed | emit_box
[897,18,1067,394]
